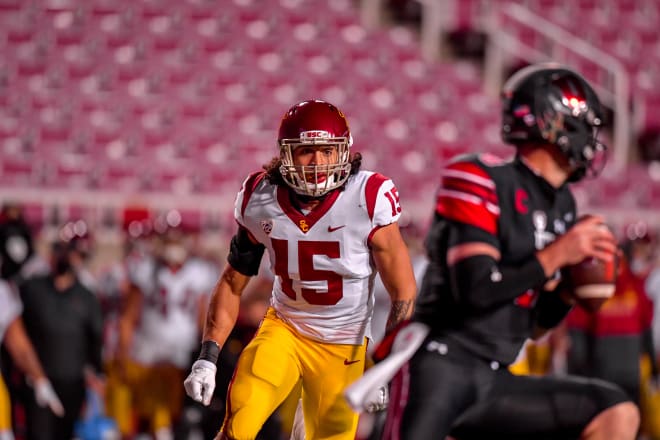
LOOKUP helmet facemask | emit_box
[279,132,352,197]
[537,92,607,181]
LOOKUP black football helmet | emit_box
[501,63,606,182]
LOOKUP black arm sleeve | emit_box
[450,254,548,309]
[445,220,547,309]
[227,226,265,277]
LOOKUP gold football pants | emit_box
[221,307,367,440]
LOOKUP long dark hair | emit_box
[263,152,363,188]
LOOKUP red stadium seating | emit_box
[3,0,656,231]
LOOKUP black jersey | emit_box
[20,275,104,380]
[414,153,576,365]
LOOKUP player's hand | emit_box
[33,378,65,417]
[554,215,617,266]
[84,366,107,398]
[184,359,217,406]
[364,385,389,413]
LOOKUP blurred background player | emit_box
[184,99,417,439]
[98,220,154,439]
[0,217,64,440]
[117,225,215,440]
[565,231,657,437]
[16,236,104,440]
[0,204,35,286]
[58,221,98,293]
[616,222,660,440]
[385,63,639,439]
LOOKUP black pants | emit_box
[24,378,85,440]
[384,337,631,440]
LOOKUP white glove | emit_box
[364,385,389,413]
[184,359,217,406]
[33,378,65,417]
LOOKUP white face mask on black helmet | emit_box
[278,100,352,197]
[501,63,607,182]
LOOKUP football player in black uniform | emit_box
[384,63,640,439]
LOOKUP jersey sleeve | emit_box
[234,171,266,228]
[127,257,155,294]
[365,173,403,230]
[435,159,500,236]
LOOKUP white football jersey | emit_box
[129,257,216,368]
[235,170,403,345]
[0,280,22,347]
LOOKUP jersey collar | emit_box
[515,155,567,199]
[276,186,341,233]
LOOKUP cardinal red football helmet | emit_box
[278,100,352,197]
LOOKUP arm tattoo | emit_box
[386,299,414,333]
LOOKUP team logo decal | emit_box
[260,219,273,235]
[513,104,531,118]
[514,188,529,214]
[533,210,555,250]
[300,130,330,141]
[298,219,310,232]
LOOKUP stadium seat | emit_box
[6,0,647,227]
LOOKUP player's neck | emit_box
[519,145,570,188]
[290,191,325,211]
[53,272,76,292]
[294,197,321,211]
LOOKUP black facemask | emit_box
[53,255,72,276]
[51,244,73,276]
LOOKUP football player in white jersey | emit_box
[184,99,417,439]
[118,228,215,439]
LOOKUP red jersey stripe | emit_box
[436,160,499,234]
[446,161,494,186]
[436,190,499,235]
[240,171,266,218]
[443,176,498,205]
[365,173,389,221]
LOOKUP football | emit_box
[563,255,618,312]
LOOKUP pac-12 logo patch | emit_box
[260,219,273,235]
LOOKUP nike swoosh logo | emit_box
[344,359,360,365]
[328,225,346,232]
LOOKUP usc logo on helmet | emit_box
[298,220,310,232]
